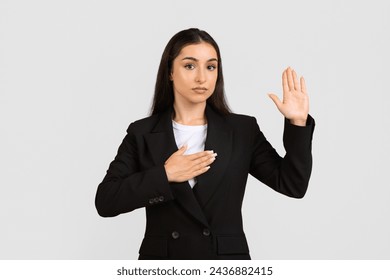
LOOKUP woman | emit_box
[95,28,315,260]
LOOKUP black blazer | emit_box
[95,104,315,260]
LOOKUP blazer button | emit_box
[171,231,180,239]
[158,196,164,202]
[148,198,154,204]
[153,197,159,203]
[203,228,211,236]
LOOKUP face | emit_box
[170,42,218,106]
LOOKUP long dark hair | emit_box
[149,28,231,116]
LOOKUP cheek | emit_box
[209,73,218,86]
[175,71,191,84]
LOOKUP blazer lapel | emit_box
[194,105,233,208]
[144,107,210,228]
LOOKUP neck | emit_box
[172,102,207,125]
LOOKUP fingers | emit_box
[286,67,294,92]
[175,144,187,155]
[192,165,211,177]
[188,152,217,172]
[192,152,217,167]
[283,67,301,92]
[189,154,216,177]
[186,150,214,160]
[292,69,300,92]
[282,70,289,97]
[300,76,307,94]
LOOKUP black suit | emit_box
[95,104,315,259]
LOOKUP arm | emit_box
[250,66,315,197]
[249,115,315,198]
[95,123,174,217]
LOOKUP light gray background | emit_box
[1,0,389,259]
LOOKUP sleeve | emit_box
[95,123,175,217]
[249,115,315,198]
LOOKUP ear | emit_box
[169,73,173,81]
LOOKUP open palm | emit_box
[268,67,309,126]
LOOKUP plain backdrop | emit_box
[1,0,389,259]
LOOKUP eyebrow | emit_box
[182,56,218,62]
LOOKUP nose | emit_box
[195,68,206,84]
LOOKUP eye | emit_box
[207,65,217,71]
[184,64,195,70]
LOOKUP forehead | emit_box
[177,42,217,60]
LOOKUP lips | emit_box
[192,87,207,93]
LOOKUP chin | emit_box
[189,96,210,104]
[175,92,213,106]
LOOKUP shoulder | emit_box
[205,104,257,128]
[224,112,257,126]
[126,114,160,134]
[215,112,259,137]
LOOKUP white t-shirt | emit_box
[172,120,208,188]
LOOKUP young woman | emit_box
[95,28,315,260]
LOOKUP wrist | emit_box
[164,164,172,182]
[290,118,307,126]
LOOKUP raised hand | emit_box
[164,145,217,182]
[268,67,309,126]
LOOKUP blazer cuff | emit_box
[132,164,175,207]
[283,114,315,154]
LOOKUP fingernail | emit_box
[213,153,218,157]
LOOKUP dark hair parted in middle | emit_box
[150,28,231,116]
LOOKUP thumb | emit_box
[176,144,187,155]
[268,93,283,110]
